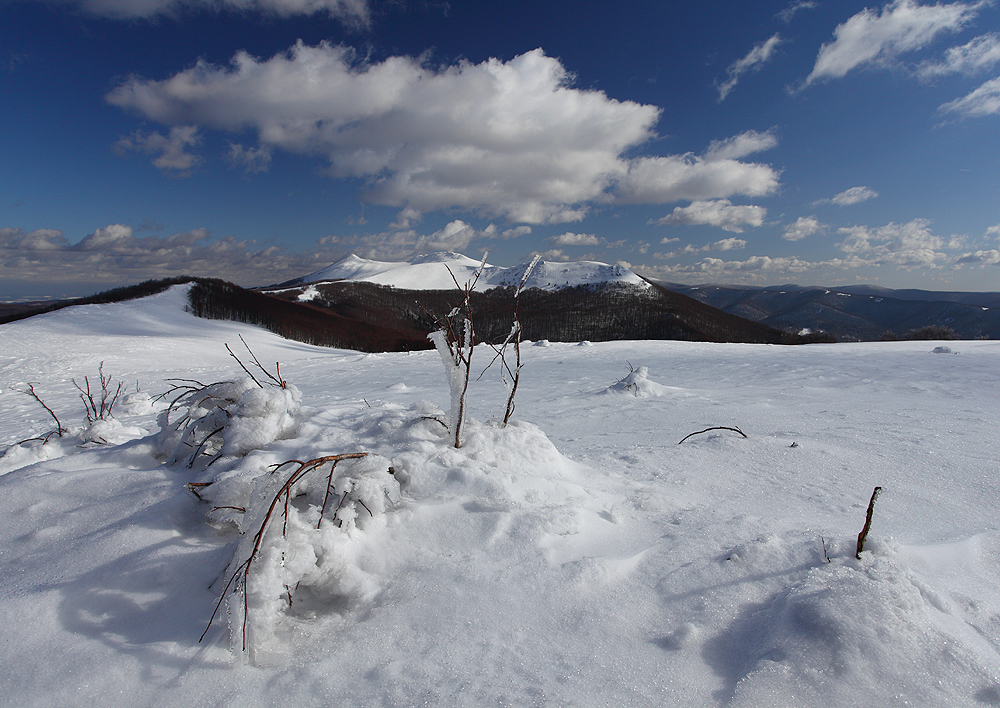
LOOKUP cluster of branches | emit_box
[158,337,286,468]
[73,362,124,424]
[481,255,540,426]
[13,362,124,444]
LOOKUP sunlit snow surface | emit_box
[2,285,1000,707]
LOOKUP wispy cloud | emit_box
[815,186,880,206]
[653,200,766,233]
[43,0,370,23]
[917,32,1000,78]
[778,0,819,24]
[548,232,601,246]
[113,126,201,175]
[717,34,783,101]
[939,75,1000,117]
[802,0,985,87]
[226,142,272,174]
[704,129,779,160]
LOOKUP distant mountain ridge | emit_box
[261,251,786,348]
[660,282,1000,341]
[6,254,995,349]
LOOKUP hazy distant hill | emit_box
[660,283,1000,341]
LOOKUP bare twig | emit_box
[677,426,747,444]
[225,343,263,388]
[13,383,68,440]
[855,486,883,559]
[239,335,286,389]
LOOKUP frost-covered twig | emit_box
[677,426,747,444]
[201,452,368,650]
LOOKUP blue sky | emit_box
[2,0,999,298]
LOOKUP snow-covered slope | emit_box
[296,251,650,291]
[2,289,1000,707]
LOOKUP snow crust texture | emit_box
[1,285,1000,707]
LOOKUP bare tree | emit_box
[422,253,489,448]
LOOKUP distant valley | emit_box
[660,282,1000,341]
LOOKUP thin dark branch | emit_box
[856,486,883,559]
[225,343,263,388]
[239,334,285,388]
[677,426,747,444]
[14,383,67,438]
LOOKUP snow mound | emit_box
[154,378,301,467]
[603,365,676,397]
[1,416,148,475]
[704,537,1000,707]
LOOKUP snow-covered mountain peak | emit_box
[297,251,649,292]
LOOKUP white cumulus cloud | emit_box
[783,216,824,241]
[107,43,782,223]
[653,200,766,233]
[803,0,985,86]
[0,224,344,288]
[837,218,949,267]
[108,44,663,224]
[957,249,1000,265]
[616,130,780,205]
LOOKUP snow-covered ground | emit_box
[297,251,649,292]
[2,285,999,707]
